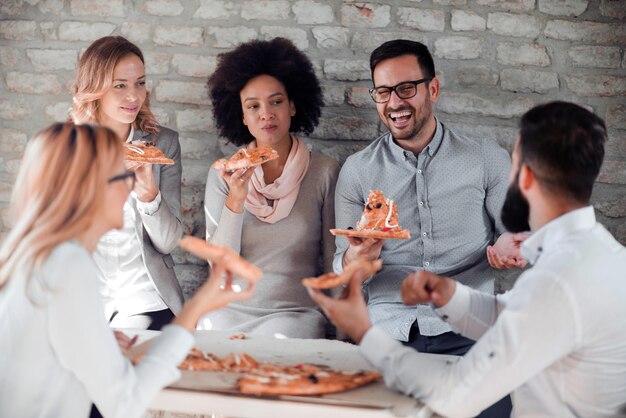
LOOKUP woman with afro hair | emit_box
[200,37,340,338]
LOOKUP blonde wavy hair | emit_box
[0,123,122,288]
[70,36,159,134]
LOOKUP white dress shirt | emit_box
[360,206,626,417]
[0,241,194,418]
[93,127,167,318]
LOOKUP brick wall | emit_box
[1,0,625,295]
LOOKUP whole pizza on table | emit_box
[212,147,279,172]
[331,190,410,239]
[124,140,175,165]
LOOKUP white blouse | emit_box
[0,240,194,418]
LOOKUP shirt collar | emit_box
[521,206,596,265]
[125,126,135,143]
[386,118,444,160]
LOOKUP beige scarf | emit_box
[244,136,310,224]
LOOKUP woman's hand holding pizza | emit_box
[174,259,256,332]
[343,236,384,268]
[222,167,254,213]
[401,271,456,308]
[126,161,159,203]
[307,272,372,344]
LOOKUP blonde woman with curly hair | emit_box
[71,36,184,330]
[0,123,254,418]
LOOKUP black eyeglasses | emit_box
[369,78,433,103]
[108,170,136,190]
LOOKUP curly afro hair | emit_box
[207,37,323,146]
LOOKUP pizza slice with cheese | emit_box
[212,147,279,172]
[301,258,383,289]
[124,140,174,165]
[331,190,410,240]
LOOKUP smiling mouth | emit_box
[121,106,138,112]
[389,110,412,122]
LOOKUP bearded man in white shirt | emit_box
[309,101,626,418]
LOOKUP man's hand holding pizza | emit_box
[307,273,373,344]
[343,236,384,268]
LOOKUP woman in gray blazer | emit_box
[70,36,184,330]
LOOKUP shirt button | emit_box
[442,315,449,321]
[417,169,422,174]
[424,261,430,266]
[418,201,424,206]
[422,232,427,237]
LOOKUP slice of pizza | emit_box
[212,147,279,172]
[124,140,175,165]
[238,364,381,396]
[178,348,224,371]
[178,349,258,372]
[179,236,262,283]
[301,258,383,289]
[330,190,410,240]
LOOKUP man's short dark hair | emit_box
[519,101,607,204]
[369,39,435,82]
[207,37,323,146]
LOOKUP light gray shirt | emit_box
[360,207,626,417]
[333,120,511,340]
[200,151,340,338]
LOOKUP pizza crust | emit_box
[212,147,279,172]
[301,258,383,289]
[330,228,410,240]
[124,141,174,165]
[238,367,381,396]
[179,236,262,282]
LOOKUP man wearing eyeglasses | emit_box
[332,40,518,416]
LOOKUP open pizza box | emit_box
[127,329,434,417]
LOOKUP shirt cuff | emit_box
[146,324,195,366]
[332,252,345,274]
[136,191,162,216]
[359,326,401,368]
[433,282,471,324]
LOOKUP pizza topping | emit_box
[125,145,145,155]
[123,141,174,165]
[308,374,319,384]
[384,199,399,228]
[330,190,410,240]
[212,147,279,172]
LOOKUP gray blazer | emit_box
[131,127,184,315]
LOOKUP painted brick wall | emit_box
[1,0,625,296]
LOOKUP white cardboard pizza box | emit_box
[127,329,434,417]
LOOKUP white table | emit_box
[130,330,435,418]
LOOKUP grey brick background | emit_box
[1,0,625,297]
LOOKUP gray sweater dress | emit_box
[200,151,340,338]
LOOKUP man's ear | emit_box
[518,163,534,192]
[429,77,440,103]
